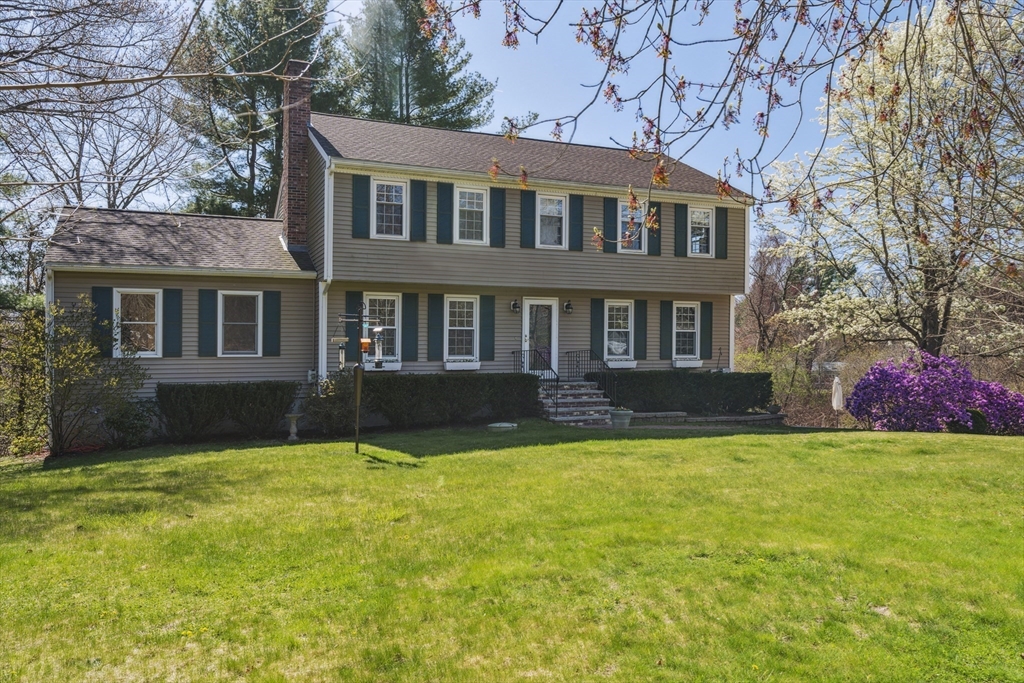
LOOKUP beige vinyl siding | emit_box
[325,283,731,374]
[307,146,325,275]
[332,173,747,295]
[53,272,316,396]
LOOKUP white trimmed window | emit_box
[674,302,699,359]
[605,300,633,359]
[219,291,262,357]
[365,293,400,360]
[372,178,408,239]
[114,288,161,357]
[445,295,478,360]
[537,194,567,249]
[455,186,488,244]
[618,201,646,253]
[689,207,714,256]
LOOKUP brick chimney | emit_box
[281,59,311,249]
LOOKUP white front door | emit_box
[522,298,558,373]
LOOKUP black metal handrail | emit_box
[563,350,618,407]
[513,349,560,417]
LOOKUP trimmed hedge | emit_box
[363,373,541,429]
[587,370,773,414]
[156,381,299,442]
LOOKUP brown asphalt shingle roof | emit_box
[309,114,737,198]
[47,207,314,273]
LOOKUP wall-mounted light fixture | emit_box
[510,299,521,314]
[563,300,574,315]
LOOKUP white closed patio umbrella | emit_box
[831,376,844,428]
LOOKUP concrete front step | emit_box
[541,396,612,406]
[548,414,613,425]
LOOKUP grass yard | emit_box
[1,422,1021,682]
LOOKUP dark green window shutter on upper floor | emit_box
[634,299,647,360]
[700,301,713,360]
[715,206,728,259]
[569,194,584,251]
[345,291,362,362]
[659,300,672,360]
[602,198,617,253]
[436,182,453,244]
[480,295,495,361]
[410,180,427,242]
[263,291,281,357]
[427,293,444,361]
[590,298,604,358]
[91,286,113,358]
[352,175,370,239]
[198,289,218,357]
[162,288,182,358]
[490,188,506,247]
[675,203,688,257]
[648,202,661,256]
[520,190,536,248]
[402,293,419,361]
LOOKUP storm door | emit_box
[522,298,559,374]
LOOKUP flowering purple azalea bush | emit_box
[846,352,1024,436]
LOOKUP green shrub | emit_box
[156,383,228,442]
[102,399,157,450]
[303,371,358,436]
[362,373,540,429]
[587,370,773,414]
[948,408,989,435]
[224,381,300,439]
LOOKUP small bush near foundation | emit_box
[102,399,158,450]
[156,381,300,442]
[224,381,301,439]
[589,370,773,414]
[303,371,357,437]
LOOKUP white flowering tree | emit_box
[766,12,1024,365]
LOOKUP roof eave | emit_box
[45,262,318,279]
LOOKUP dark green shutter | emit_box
[345,291,362,362]
[410,180,427,242]
[675,203,688,257]
[490,188,505,247]
[602,198,617,253]
[91,286,113,358]
[427,293,444,361]
[162,288,182,358]
[648,202,661,256]
[569,194,584,251]
[634,299,647,360]
[520,190,536,248]
[352,175,370,238]
[198,289,217,357]
[263,291,281,357]
[590,298,604,358]
[480,295,495,361]
[700,301,713,360]
[660,300,673,360]
[402,293,419,361]
[715,206,728,259]
[436,182,453,244]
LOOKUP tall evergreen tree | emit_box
[346,0,494,129]
[183,0,353,217]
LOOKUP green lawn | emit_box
[1,422,1021,682]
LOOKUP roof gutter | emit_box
[46,263,317,279]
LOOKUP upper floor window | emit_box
[114,288,161,357]
[618,201,646,254]
[445,295,478,360]
[456,186,488,244]
[373,179,408,239]
[365,293,400,360]
[537,194,567,249]
[605,300,633,359]
[674,303,699,359]
[689,207,713,256]
[219,291,262,357]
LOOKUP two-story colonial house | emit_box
[44,60,752,412]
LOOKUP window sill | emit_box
[606,359,637,369]
[219,353,262,358]
[366,361,402,372]
[445,360,481,371]
[369,234,409,241]
[673,359,703,369]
